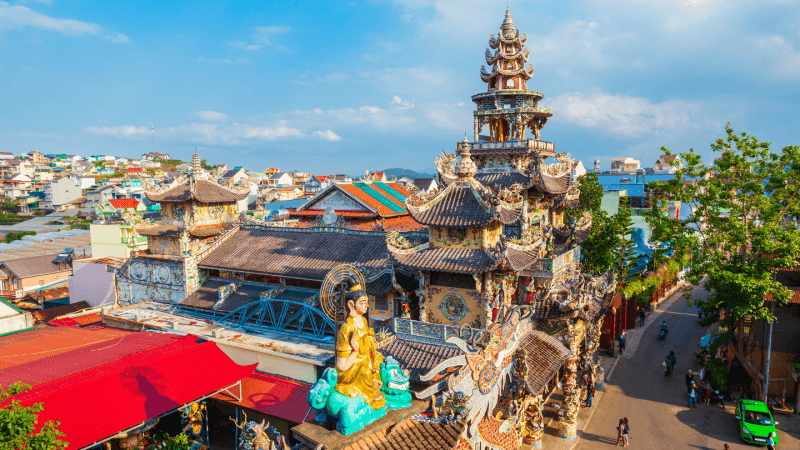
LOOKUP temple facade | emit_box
[295,10,614,450]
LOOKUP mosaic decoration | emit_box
[180,402,208,450]
[439,293,470,323]
[478,361,498,394]
[231,411,288,450]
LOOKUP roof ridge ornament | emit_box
[454,134,477,180]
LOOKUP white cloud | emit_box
[313,130,342,141]
[254,25,290,45]
[103,33,130,44]
[319,72,350,83]
[242,124,303,139]
[85,125,150,137]
[0,1,100,36]
[196,111,228,122]
[230,40,261,51]
[753,35,800,78]
[546,91,718,138]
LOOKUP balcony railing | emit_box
[0,289,22,299]
[466,139,555,154]
[393,318,481,344]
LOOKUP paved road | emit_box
[575,281,800,450]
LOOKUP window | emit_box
[503,222,521,239]
[39,280,44,286]
[506,78,515,88]
[55,275,59,279]
[374,295,389,311]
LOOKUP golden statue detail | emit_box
[334,281,386,410]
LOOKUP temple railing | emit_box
[466,139,555,154]
[393,318,481,346]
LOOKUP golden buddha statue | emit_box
[334,281,386,410]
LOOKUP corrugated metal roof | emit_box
[213,371,314,423]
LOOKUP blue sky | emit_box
[2,0,800,175]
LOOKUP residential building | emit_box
[213,164,229,175]
[265,167,280,176]
[141,152,170,161]
[0,298,33,334]
[260,187,302,203]
[267,172,292,188]
[365,171,387,182]
[303,175,330,194]
[175,163,192,173]
[653,154,682,174]
[0,254,74,301]
[571,160,587,180]
[91,155,116,162]
[610,157,641,174]
[412,177,438,193]
[330,174,352,184]
[86,185,116,208]
[95,198,146,219]
[72,160,96,174]
[9,159,34,177]
[68,257,125,307]
[33,171,54,183]
[593,159,601,172]
[43,177,81,211]
[2,173,34,199]
[397,176,414,189]
[0,152,13,160]
[139,159,161,169]
[221,166,248,185]
[291,171,311,185]
[89,223,148,258]
[70,175,96,190]
[24,149,49,164]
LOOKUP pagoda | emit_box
[382,9,612,445]
[115,153,248,305]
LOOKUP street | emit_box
[574,281,800,449]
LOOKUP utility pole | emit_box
[763,298,775,403]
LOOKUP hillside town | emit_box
[2,7,800,450]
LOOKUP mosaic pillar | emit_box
[522,394,545,448]
[558,325,583,439]
[589,317,604,385]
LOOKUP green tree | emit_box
[568,173,621,275]
[647,124,800,399]
[611,201,640,289]
[0,382,68,450]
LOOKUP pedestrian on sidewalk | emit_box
[663,356,672,378]
[618,329,627,355]
[688,383,698,408]
[585,380,595,407]
[704,385,712,405]
[616,419,625,446]
[767,431,776,449]
[723,445,731,450]
[623,418,630,447]
[685,370,695,394]
[668,351,677,376]
[638,308,646,327]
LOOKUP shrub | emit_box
[705,359,728,392]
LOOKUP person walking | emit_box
[724,445,731,450]
[622,418,630,446]
[685,370,695,394]
[688,383,698,408]
[767,432,776,450]
[663,356,672,378]
[616,419,625,446]
[585,379,595,407]
[638,308,646,327]
[668,351,677,376]
[618,329,627,355]
[704,384,712,405]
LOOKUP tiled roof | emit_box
[477,416,520,450]
[407,184,494,228]
[379,337,461,384]
[292,209,377,218]
[0,254,73,279]
[474,172,532,190]
[31,301,90,323]
[136,224,184,237]
[518,330,570,394]
[335,183,408,217]
[199,227,388,281]
[553,223,591,245]
[179,279,317,312]
[313,175,330,182]
[532,171,570,195]
[497,202,525,225]
[188,223,228,237]
[146,179,247,203]
[765,287,800,304]
[339,417,464,450]
[70,313,103,326]
[504,245,540,271]
[27,284,70,302]
[108,198,139,209]
[390,247,500,274]
[125,167,143,172]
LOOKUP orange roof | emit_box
[385,181,410,197]
[0,326,134,369]
[213,371,314,424]
[368,183,407,209]
[71,313,102,326]
[338,183,407,217]
[125,167,143,172]
[108,198,139,209]
[766,288,800,304]
[313,175,330,182]
[290,209,376,218]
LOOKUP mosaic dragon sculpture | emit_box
[180,402,208,450]
[307,357,412,435]
[231,412,288,450]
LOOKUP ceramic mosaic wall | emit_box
[428,227,482,249]
[481,221,503,248]
[193,202,237,226]
[116,257,186,305]
[147,236,183,257]
[426,285,483,329]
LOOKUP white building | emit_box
[610,157,641,174]
[43,177,81,211]
[653,154,682,174]
[571,160,587,181]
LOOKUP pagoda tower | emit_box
[384,9,613,446]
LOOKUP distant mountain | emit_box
[381,168,434,180]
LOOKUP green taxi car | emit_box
[735,399,779,445]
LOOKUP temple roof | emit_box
[531,170,570,195]
[518,330,570,395]
[136,223,230,238]
[145,179,247,203]
[407,182,494,228]
[378,337,462,386]
[473,171,532,190]
[389,240,541,275]
[198,226,387,281]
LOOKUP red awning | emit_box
[214,371,314,424]
[9,335,256,449]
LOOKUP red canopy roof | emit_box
[4,333,256,449]
[213,371,314,424]
[108,198,140,209]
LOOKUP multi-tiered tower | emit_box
[382,9,613,446]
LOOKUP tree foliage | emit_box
[647,123,800,323]
[0,382,68,450]
[611,201,640,288]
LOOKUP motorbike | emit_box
[658,328,668,340]
[700,386,725,408]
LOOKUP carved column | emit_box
[522,394,545,448]
[558,324,583,439]
[474,117,480,142]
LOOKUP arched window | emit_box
[506,78,515,88]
